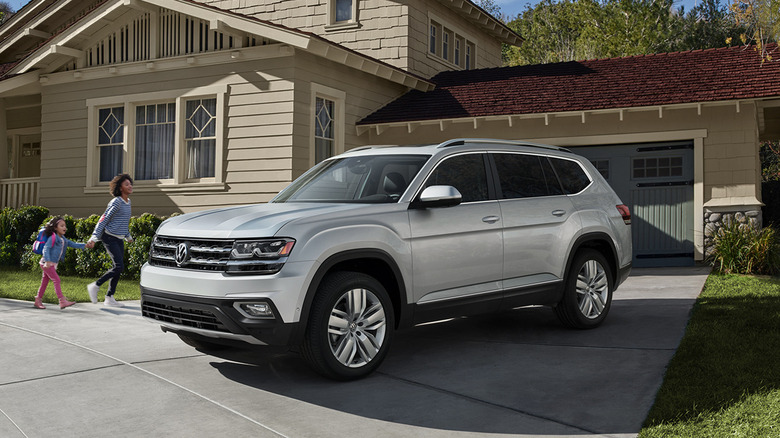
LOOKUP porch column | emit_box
[0,99,7,179]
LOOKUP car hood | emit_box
[156,203,367,239]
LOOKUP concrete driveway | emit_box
[0,266,710,438]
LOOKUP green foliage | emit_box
[506,0,744,66]
[709,221,780,275]
[2,205,166,280]
[761,141,780,182]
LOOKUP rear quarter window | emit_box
[550,157,591,194]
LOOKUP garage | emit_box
[575,141,695,268]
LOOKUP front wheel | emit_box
[302,271,394,380]
[554,249,613,329]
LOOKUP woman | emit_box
[87,173,133,307]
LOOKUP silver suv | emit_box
[140,139,632,380]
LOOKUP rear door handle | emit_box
[552,210,566,217]
[482,215,500,224]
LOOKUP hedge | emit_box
[0,205,166,280]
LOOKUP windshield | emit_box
[273,154,430,203]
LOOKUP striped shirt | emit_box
[92,197,132,241]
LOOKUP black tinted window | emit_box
[494,153,563,198]
[550,158,591,194]
[424,154,489,202]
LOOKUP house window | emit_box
[311,84,345,166]
[428,16,476,69]
[328,0,358,27]
[98,107,125,182]
[185,98,217,179]
[454,38,461,66]
[88,87,225,189]
[443,30,451,61]
[335,0,353,22]
[315,97,335,164]
[135,102,176,180]
[429,22,439,55]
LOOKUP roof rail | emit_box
[436,138,572,153]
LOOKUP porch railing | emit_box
[0,177,40,209]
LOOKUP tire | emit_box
[554,249,613,329]
[177,333,230,351]
[301,271,394,380]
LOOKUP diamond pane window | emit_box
[97,107,124,182]
[315,97,335,163]
[185,98,217,178]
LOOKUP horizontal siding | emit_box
[39,57,299,217]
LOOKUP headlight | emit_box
[226,238,295,274]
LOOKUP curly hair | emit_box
[109,173,133,197]
[43,216,63,238]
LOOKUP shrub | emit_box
[4,205,168,280]
[710,222,780,275]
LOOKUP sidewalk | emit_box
[0,266,711,437]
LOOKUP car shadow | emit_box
[200,301,692,435]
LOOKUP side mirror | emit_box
[412,185,462,209]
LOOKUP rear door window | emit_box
[493,153,563,198]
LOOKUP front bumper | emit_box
[141,287,299,346]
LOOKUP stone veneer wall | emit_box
[703,208,763,257]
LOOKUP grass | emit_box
[0,267,140,304]
[639,273,780,438]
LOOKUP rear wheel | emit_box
[554,249,613,329]
[302,271,394,380]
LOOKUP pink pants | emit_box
[37,264,64,300]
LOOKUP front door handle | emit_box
[482,215,500,224]
[552,210,566,217]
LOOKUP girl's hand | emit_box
[86,241,95,249]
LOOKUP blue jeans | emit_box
[96,234,124,296]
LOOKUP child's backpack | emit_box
[32,229,53,255]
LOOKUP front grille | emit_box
[142,300,229,333]
[149,236,233,271]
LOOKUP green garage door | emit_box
[576,141,694,268]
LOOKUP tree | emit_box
[506,0,744,65]
[0,2,13,23]
[730,0,780,62]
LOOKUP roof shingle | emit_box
[359,45,780,125]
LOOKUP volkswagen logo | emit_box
[175,242,190,267]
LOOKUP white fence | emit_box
[0,177,40,209]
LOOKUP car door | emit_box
[491,153,577,297]
[409,152,503,306]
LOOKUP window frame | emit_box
[426,13,477,70]
[310,83,346,167]
[327,0,360,30]
[85,85,226,192]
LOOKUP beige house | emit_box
[0,0,778,268]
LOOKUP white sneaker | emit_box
[87,282,99,304]
[104,295,124,307]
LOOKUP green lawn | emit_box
[0,267,140,304]
[639,273,780,437]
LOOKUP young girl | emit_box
[34,217,95,309]
[87,173,133,307]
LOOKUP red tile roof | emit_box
[358,44,780,125]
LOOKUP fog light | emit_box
[240,303,273,318]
